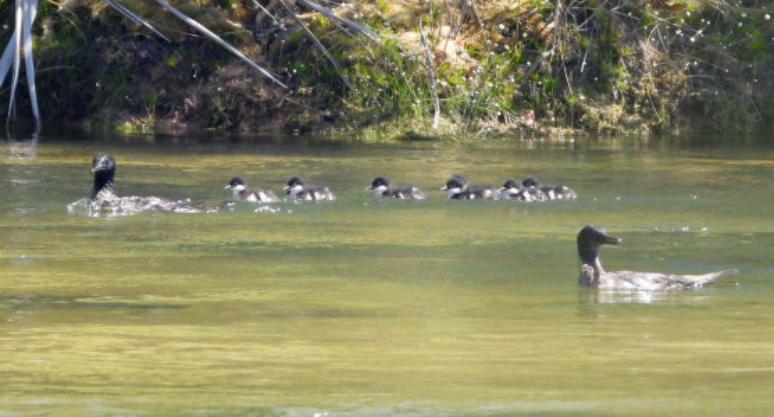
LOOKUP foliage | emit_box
[334,0,774,136]
[1,0,773,137]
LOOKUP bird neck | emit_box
[578,246,604,287]
[91,171,115,200]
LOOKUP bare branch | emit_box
[418,22,440,129]
[150,0,287,88]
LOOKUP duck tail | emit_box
[703,268,739,285]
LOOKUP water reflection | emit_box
[0,294,186,310]
[5,128,39,161]
[577,288,718,304]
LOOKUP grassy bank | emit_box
[2,0,773,139]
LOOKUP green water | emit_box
[1,133,773,417]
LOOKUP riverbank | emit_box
[3,0,773,139]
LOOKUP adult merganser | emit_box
[577,225,737,290]
[88,153,200,214]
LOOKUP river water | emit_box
[1,132,773,416]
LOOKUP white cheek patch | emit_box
[287,185,304,196]
[503,188,520,199]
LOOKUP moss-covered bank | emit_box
[2,0,773,139]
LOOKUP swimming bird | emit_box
[519,176,549,201]
[88,153,200,214]
[576,225,737,290]
[501,178,544,202]
[284,176,335,201]
[441,174,501,200]
[541,183,577,200]
[225,176,280,203]
[367,176,425,200]
[522,176,577,201]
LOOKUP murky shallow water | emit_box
[1,132,773,416]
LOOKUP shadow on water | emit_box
[180,406,649,417]
[0,294,187,310]
[575,286,739,305]
[0,294,389,322]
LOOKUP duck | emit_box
[520,176,550,201]
[541,183,577,200]
[284,176,335,201]
[441,174,501,200]
[576,225,737,290]
[87,154,201,214]
[367,176,425,200]
[523,175,576,201]
[225,176,280,203]
[501,178,544,202]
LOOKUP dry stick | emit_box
[254,0,280,25]
[469,0,483,28]
[280,0,355,91]
[554,0,574,96]
[296,0,379,42]
[454,0,468,38]
[103,0,171,42]
[152,0,286,88]
[418,22,440,130]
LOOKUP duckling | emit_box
[225,176,280,203]
[523,175,577,201]
[284,176,335,201]
[501,178,543,202]
[519,176,549,202]
[367,176,425,200]
[441,174,501,200]
[500,178,523,200]
[577,225,737,290]
[88,153,200,214]
[541,183,577,200]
